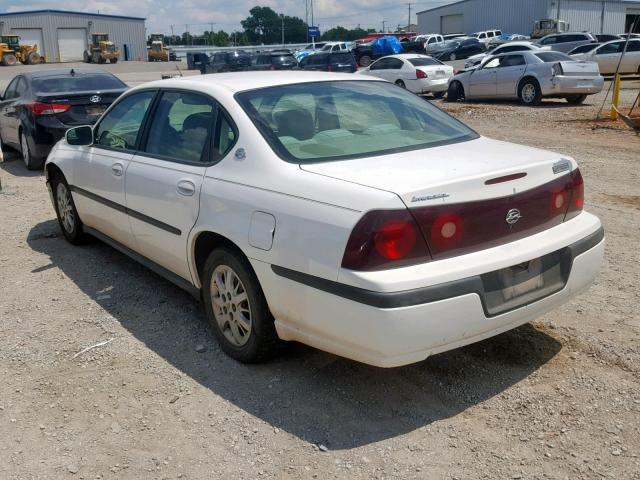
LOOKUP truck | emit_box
[83,33,120,64]
[531,19,570,39]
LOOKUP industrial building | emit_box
[417,0,640,36]
[0,9,146,63]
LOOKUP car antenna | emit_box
[70,68,75,76]
[175,62,183,77]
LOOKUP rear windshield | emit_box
[236,80,477,163]
[408,57,442,66]
[32,74,126,93]
[535,52,572,62]
[272,54,297,64]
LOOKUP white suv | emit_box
[45,72,604,367]
[469,29,503,46]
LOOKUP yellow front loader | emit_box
[0,35,41,66]
[83,33,120,64]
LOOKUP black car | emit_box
[0,68,127,170]
[298,52,358,72]
[250,51,298,70]
[595,34,622,43]
[203,50,252,73]
[434,38,485,61]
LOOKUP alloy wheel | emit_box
[21,134,30,167]
[521,84,536,104]
[210,265,252,347]
[56,182,75,233]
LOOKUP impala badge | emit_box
[89,95,101,103]
[506,208,522,225]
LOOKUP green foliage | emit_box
[241,6,307,44]
[321,27,371,41]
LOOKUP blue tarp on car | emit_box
[371,36,403,56]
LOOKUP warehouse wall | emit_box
[417,0,640,35]
[0,11,146,62]
[417,0,550,35]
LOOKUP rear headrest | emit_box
[274,109,315,141]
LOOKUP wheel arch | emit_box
[190,229,251,290]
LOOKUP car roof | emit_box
[494,41,537,47]
[22,68,115,79]
[385,54,437,60]
[139,71,379,94]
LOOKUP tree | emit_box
[241,6,307,44]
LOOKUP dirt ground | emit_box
[1,79,639,480]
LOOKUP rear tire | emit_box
[51,173,85,244]
[518,78,542,106]
[110,57,118,64]
[359,55,372,67]
[202,247,281,363]
[446,81,465,102]
[395,79,406,89]
[449,53,456,61]
[20,132,44,170]
[565,94,587,104]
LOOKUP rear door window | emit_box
[597,42,623,54]
[500,54,526,67]
[143,91,216,164]
[94,91,156,151]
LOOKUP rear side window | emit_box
[597,42,623,54]
[94,91,155,151]
[501,54,526,67]
[144,91,216,164]
[541,36,557,45]
[32,74,126,93]
[627,41,640,52]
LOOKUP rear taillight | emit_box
[564,168,584,221]
[25,102,71,116]
[341,209,430,271]
[416,69,427,79]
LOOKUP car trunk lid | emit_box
[34,89,125,125]
[558,60,600,76]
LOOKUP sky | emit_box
[1,0,453,36]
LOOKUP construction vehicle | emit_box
[531,19,570,39]
[0,35,41,66]
[148,33,169,62]
[83,33,119,64]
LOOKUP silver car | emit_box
[536,32,597,53]
[447,50,603,106]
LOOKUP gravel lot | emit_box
[0,63,639,479]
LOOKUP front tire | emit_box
[110,57,118,64]
[518,78,542,106]
[202,248,281,363]
[52,173,85,244]
[20,132,44,170]
[565,94,587,104]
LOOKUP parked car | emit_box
[488,34,531,48]
[567,43,601,56]
[298,51,357,72]
[595,34,622,43]
[318,42,352,53]
[411,34,446,54]
[358,54,454,96]
[294,42,327,62]
[46,71,604,367]
[570,39,640,75]
[536,32,597,53]
[468,29,503,46]
[434,38,485,61]
[447,51,603,105]
[202,50,251,73]
[250,51,298,70]
[0,68,127,170]
[464,41,546,69]
[443,34,467,40]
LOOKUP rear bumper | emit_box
[541,75,604,96]
[254,213,604,367]
[408,77,450,93]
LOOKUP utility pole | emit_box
[281,14,285,46]
[382,20,387,33]
[305,0,309,43]
[185,24,189,45]
[405,2,412,32]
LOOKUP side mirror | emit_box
[66,125,93,146]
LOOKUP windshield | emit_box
[408,57,442,66]
[535,51,572,62]
[236,81,477,163]
[469,33,479,38]
[32,74,126,93]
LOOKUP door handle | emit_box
[111,162,124,177]
[177,179,196,196]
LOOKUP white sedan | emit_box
[570,39,640,75]
[464,41,548,69]
[358,54,454,96]
[45,72,604,368]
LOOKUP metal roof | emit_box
[417,0,640,15]
[0,9,145,21]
